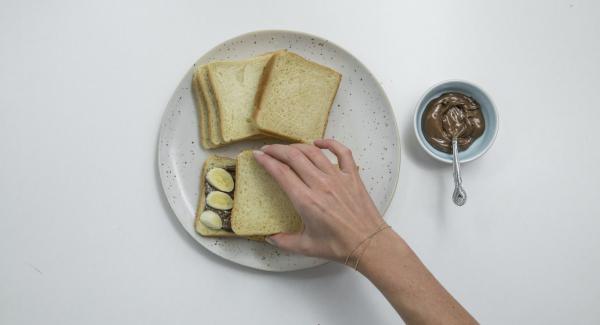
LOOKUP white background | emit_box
[1,0,599,324]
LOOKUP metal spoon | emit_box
[452,137,467,206]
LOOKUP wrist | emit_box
[355,229,409,276]
[339,220,390,267]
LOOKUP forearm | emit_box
[357,230,478,325]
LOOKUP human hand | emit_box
[253,139,384,262]
[253,140,477,324]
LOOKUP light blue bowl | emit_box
[414,80,499,163]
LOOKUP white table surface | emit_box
[1,0,599,324]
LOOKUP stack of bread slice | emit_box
[192,50,342,148]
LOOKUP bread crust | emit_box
[319,71,342,141]
[207,64,232,143]
[252,50,282,126]
[197,66,225,146]
[192,69,217,149]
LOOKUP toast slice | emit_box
[231,150,303,236]
[253,51,341,143]
[192,67,217,149]
[197,66,225,147]
[195,155,238,237]
[207,53,273,143]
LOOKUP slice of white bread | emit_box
[192,67,217,149]
[197,66,225,147]
[231,150,303,236]
[195,155,238,237]
[253,51,342,143]
[207,53,273,143]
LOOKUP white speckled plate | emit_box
[158,30,400,272]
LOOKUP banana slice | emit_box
[206,191,233,210]
[199,210,223,230]
[206,168,234,192]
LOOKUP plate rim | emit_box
[157,29,402,271]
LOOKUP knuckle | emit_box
[262,144,278,154]
[298,241,312,254]
[291,144,319,158]
[315,174,329,186]
[305,145,321,157]
[320,176,336,191]
[286,148,304,161]
[332,139,345,148]
[320,188,336,201]
[275,163,292,175]
[322,181,336,194]
[318,138,330,146]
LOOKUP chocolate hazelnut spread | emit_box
[422,92,485,153]
[204,167,235,231]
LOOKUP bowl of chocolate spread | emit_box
[414,80,498,163]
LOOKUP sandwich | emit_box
[195,151,302,238]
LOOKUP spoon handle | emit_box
[452,138,467,206]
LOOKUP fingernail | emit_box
[253,150,264,156]
[265,236,275,245]
[261,145,270,150]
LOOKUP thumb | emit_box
[266,232,304,253]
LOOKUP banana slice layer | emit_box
[199,210,223,230]
[206,167,234,192]
[206,191,233,210]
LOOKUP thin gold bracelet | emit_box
[344,222,391,270]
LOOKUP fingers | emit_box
[253,150,309,200]
[261,144,324,186]
[266,232,304,253]
[313,139,357,173]
[290,143,336,174]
